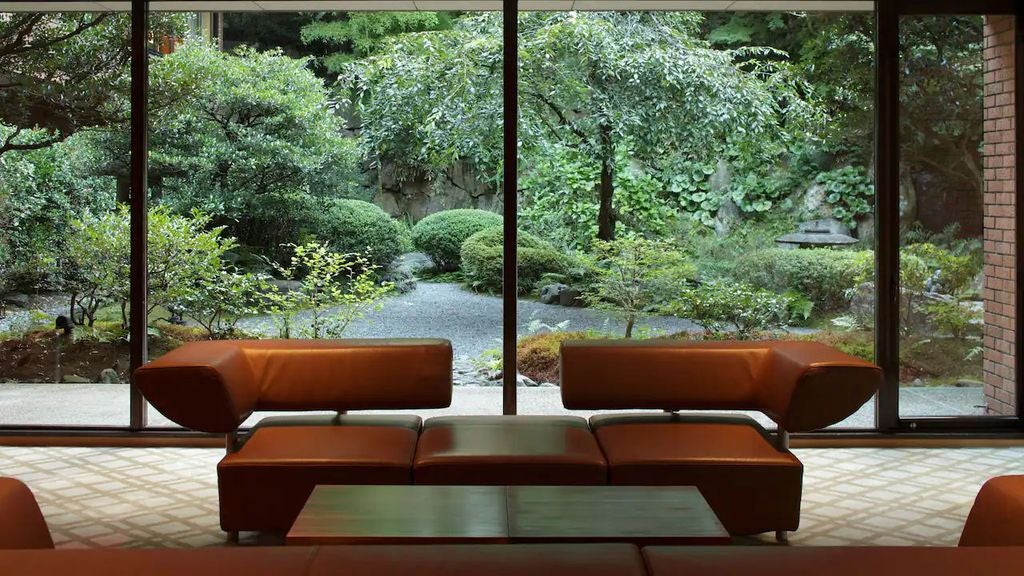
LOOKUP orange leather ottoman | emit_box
[219,422,419,533]
[960,475,1024,546]
[590,414,802,536]
[414,416,608,485]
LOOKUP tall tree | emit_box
[341,12,818,240]
[0,12,183,157]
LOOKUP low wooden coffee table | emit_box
[286,485,729,546]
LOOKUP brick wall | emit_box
[982,15,1017,416]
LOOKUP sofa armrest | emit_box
[134,341,258,433]
[761,342,882,432]
[960,476,1024,546]
[0,478,54,549]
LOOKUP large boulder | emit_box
[539,284,567,305]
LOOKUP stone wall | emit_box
[982,15,1017,415]
[371,160,503,222]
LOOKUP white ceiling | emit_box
[0,1,876,12]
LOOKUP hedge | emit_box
[460,227,565,294]
[316,199,405,269]
[411,209,503,271]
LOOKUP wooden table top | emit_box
[286,485,730,546]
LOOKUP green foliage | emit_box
[814,166,874,228]
[411,209,502,271]
[316,199,405,269]
[517,331,592,384]
[345,12,822,240]
[459,227,565,295]
[301,11,454,72]
[582,238,696,338]
[732,248,871,311]
[149,41,347,257]
[176,270,271,339]
[266,242,392,339]
[903,243,977,297]
[672,281,794,339]
[0,13,186,156]
[66,206,130,327]
[0,128,116,291]
[65,206,239,329]
[925,301,980,339]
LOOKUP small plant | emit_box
[267,242,393,339]
[177,270,271,339]
[583,237,695,338]
[815,166,874,229]
[671,281,793,339]
[925,300,980,339]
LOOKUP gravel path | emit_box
[236,282,703,361]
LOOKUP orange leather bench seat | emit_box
[642,546,1024,576]
[0,478,54,550]
[5,546,1024,576]
[414,416,608,485]
[591,415,802,535]
[219,419,421,533]
[0,545,646,576]
[960,475,1024,546]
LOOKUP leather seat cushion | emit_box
[310,544,646,576]
[249,414,423,434]
[594,421,802,535]
[218,426,417,532]
[414,416,607,485]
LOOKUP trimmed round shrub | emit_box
[732,248,872,311]
[517,331,593,384]
[316,199,405,269]
[412,209,503,271]
[460,227,565,294]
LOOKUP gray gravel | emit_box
[236,282,703,361]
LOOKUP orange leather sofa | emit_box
[5,478,1024,575]
[960,475,1024,546]
[559,340,881,537]
[0,478,54,550]
[135,338,880,539]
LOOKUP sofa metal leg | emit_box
[226,531,239,544]
[775,530,789,544]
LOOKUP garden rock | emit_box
[857,215,875,242]
[539,283,567,305]
[269,280,302,294]
[3,293,30,308]
[559,287,585,308]
[99,368,121,384]
[799,182,830,219]
[516,373,538,387]
[62,374,91,384]
[713,197,741,237]
[383,265,417,294]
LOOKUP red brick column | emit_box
[982,15,1017,416]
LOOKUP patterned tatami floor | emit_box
[1,446,1023,548]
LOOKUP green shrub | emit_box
[412,209,502,271]
[903,242,978,296]
[517,331,592,384]
[316,199,405,269]
[671,281,794,339]
[460,227,565,294]
[732,248,871,311]
[583,237,696,338]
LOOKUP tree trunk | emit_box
[597,122,615,241]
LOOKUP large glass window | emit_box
[514,8,877,428]
[142,9,504,427]
[0,10,134,426]
[898,14,1017,418]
